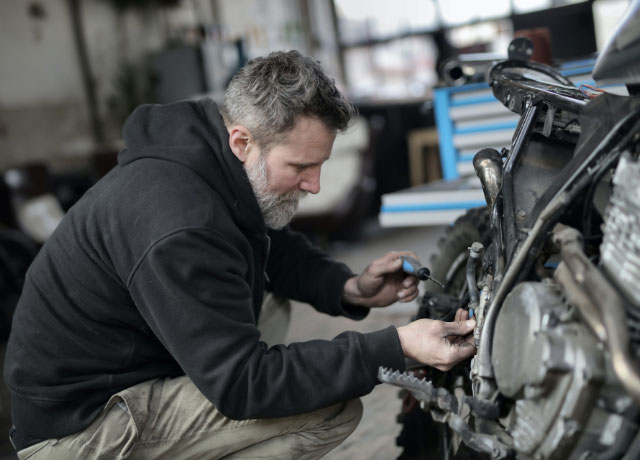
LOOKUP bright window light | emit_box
[336,0,438,42]
[438,0,511,26]
[512,0,552,13]
[593,0,632,51]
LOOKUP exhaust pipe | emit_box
[554,227,640,406]
[440,53,505,86]
[473,148,503,209]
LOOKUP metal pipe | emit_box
[466,243,483,310]
[555,264,607,342]
[489,60,587,115]
[553,227,640,406]
[441,53,505,86]
[476,191,571,380]
[473,148,503,210]
[491,201,505,283]
[499,78,588,114]
[502,104,538,263]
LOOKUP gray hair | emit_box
[221,50,356,151]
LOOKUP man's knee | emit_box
[318,398,363,443]
[342,398,364,430]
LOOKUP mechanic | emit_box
[4,50,476,460]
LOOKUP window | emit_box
[336,0,438,45]
[439,0,511,26]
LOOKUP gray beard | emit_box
[244,154,307,229]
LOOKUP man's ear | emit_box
[227,125,253,163]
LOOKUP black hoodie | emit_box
[4,99,405,449]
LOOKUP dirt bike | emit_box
[380,3,640,459]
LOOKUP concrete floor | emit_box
[286,222,447,460]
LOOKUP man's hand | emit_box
[397,308,476,371]
[342,251,420,308]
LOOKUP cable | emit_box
[579,84,607,99]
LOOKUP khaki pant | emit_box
[18,377,363,460]
[18,295,363,459]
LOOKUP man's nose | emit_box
[300,168,321,194]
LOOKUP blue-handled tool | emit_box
[401,256,445,288]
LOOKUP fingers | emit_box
[436,317,476,369]
[448,332,476,346]
[367,251,420,278]
[397,275,419,302]
[397,286,419,302]
[402,275,418,289]
[440,318,476,337]
[435,341,477,371]
[398,318,477,371]
[463,333,476,346]
[451,340,477,360]
[454,308,469,322]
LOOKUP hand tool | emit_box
[400,256,445,289]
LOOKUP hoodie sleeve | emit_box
[127,228,405,420]
[265,227,370,319]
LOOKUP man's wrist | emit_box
[342,275,364,306]
[395,325,412,360]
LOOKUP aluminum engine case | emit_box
[601,153,640,308]
[491,281,617,459]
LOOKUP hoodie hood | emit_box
[118,98,264,234]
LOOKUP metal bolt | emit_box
[469,242,484,258]
[517,209,526,219]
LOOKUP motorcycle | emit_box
[380,3,640,459]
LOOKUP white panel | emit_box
[451,88,494,102]
[450,102,513,121]
[381,187,484,205]
[457,161,476,177]
[455,114,519,130]
[453,129,514,149]
[379,209,470,227]
[458,146,507,157]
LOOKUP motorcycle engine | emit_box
[490,153,640,459]
[492,281,639,459]
[600,153,640,351]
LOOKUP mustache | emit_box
[279,189,308,202]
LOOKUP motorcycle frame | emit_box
[475,59,640,399]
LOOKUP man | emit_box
[4,51,475,459]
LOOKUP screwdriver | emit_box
[400,256,445,288]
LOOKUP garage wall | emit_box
[0,0,166,169]
[0,0,339,170]
[0,0,90,168]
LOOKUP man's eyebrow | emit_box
[292,156,331,167]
